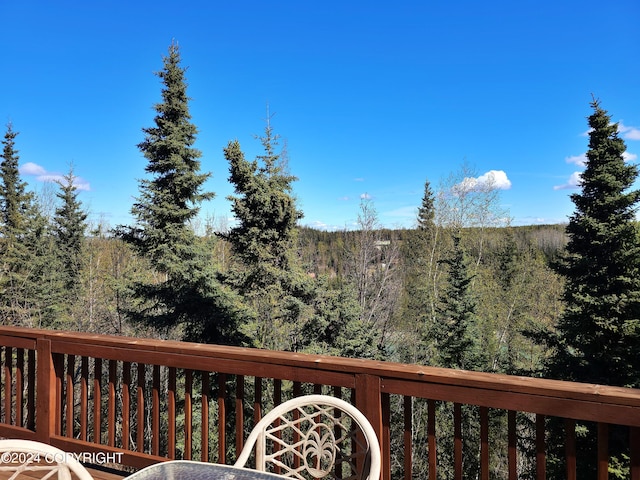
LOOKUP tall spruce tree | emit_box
[0,124,54,326]
[546,100,640,479]
[221,117,308,350]
[53,167,87,300]
[434,232,483,370]
[119,42,245,345]
[549,100,640,388]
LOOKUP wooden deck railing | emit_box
[0,326,639,479]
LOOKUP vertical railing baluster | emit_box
[235,375,244,457]
[454,403,462,480]
[167,367,176,459]
[16,348,23,428]
[93,358,102,443]
[4,346,12,425]
[217,373,226,463]
[380,392,391,480]
[108,360,116,446]
[565,418,576,480]
[54,354,64,435]
[630,426,640,480]
[597,422,609,480]
[508,410,517,480]
[152,365,160,456]
[480,406,489,480]
[201,371,210,462]
[27,349,35,431]
[136,363,145,453]
[123,362,131,451]
[80,357,88,441]
[184,369,193,460]
[536,414,546,480]
[65,354,75,437]
[403,396,411,480]
[428,399,436,480]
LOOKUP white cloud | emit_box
[618,122,640,141]
[553,171,582,190]
[354,177,365,182]
[360,193,372,199]
[623,151,638,162]
[19,162,91,191]
[20,162,46,175]
[566,154,587,166]
[454,170,512,194]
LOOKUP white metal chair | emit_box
[234,394,381,480]
[0,439,94,480]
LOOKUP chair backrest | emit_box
[0,439,94,480]
[234,394,381,480]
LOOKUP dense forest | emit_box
[2,43,639,478]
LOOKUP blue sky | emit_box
[2,1,639,230]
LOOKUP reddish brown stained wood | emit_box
[454,403,462,480]
[4,326,638,409]
[184,369,193,460]
[381,377,640,427]
[565,418,576,480]
[136,363,145,453]
[536,414,545,480]
[54,354,64,435]
[0,334,36,350]
[35,339,56,443]
[381,393,391,480]
[480,406,489,480]
[380,393,392,480]
[631,427,640,480]
[508,411,517,480]
[4,347,12,424]
[597,422,608,480]
[201,371,210,462]
[15,349,23,428]
[217,373,226,463]
[108,360,116,446]
[403,395,413,480]
[167,367,176,459]
[80,357,88,441]
[65,354,74,438]
[93,358,102,444]
[428,399,436,480]
[122,362,131,451]
[235,375,244,456]
[27,349,35,431]
[152,365,160,456]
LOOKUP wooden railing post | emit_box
[36,338,56,444]
[355,373,383,480]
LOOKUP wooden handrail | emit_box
[0,326,639,478]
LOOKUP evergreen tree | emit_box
[53,167,87,299]
[118,42,245,345]
[0,123,55,326]
[549,99,640,388]
[546,99,640,479]
[434,232,483,370]
[417,178,435,231]
[221,117,308,350]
